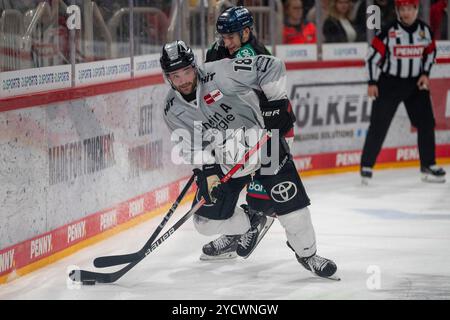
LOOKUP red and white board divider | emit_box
[0,176,195,284]
[294,144,450,174]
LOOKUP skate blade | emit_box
[421,174,446,183]
[361,177,370,186]
[310,271,341,281]
[324,274,341,281]
[199,252,237,261]
[240,217,275,259]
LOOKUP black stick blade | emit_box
[93,253,140,268]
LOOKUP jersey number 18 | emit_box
[233,59,253,72]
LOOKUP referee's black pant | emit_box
[361,73,437,169]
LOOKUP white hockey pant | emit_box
[193,205,251,236]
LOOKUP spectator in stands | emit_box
[237,0,269,5]
[306,0,329,23]
[430,0,448,40]
[282,0,317,44]
[323,0,359,43]
[353,0,396,40]
[302,0,316,16]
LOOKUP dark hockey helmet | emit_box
[216,6,254,35]
[160,40,195,74]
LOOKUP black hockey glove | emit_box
[260,99,296,136]
[193,164,226,204]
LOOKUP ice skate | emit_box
[287,241,340,280]
[200,235,239,261]
[236,206,274,258]
[360,167,373,185]
[421,165,446,183]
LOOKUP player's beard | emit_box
[177,77,197,95]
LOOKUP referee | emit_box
[361,0,446,184]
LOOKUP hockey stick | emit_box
[69,131,272,284]
[93,174,195,268]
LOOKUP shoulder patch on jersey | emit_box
[200,72,216,84]
[236,44,257,58]
[418,30,426,39]
[255,56,273,73]
[164,97,175,115]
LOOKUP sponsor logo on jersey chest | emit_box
[393,45,425,58]
[389,30,402,38]
[204,89,224,105]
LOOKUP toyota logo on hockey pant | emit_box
[270,181,297,203]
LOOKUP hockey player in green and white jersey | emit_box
[203,6,297,261]
[205,6,271,62]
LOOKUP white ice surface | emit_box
[1,165,449,300]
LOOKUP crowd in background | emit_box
[431,0,448,40]
[282,0,448,44]
[0,0,448,71]
[0,0,448,45]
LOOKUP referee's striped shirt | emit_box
[366,19,437,84]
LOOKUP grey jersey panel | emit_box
[163,55,288,174]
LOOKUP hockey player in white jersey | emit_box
[160,40,338,279]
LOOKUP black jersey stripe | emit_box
[408,28,414,78]
[385,32,391,75]
[367,49,379,82]
[395,23,402,77]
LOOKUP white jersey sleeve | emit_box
[210,55,288,101]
